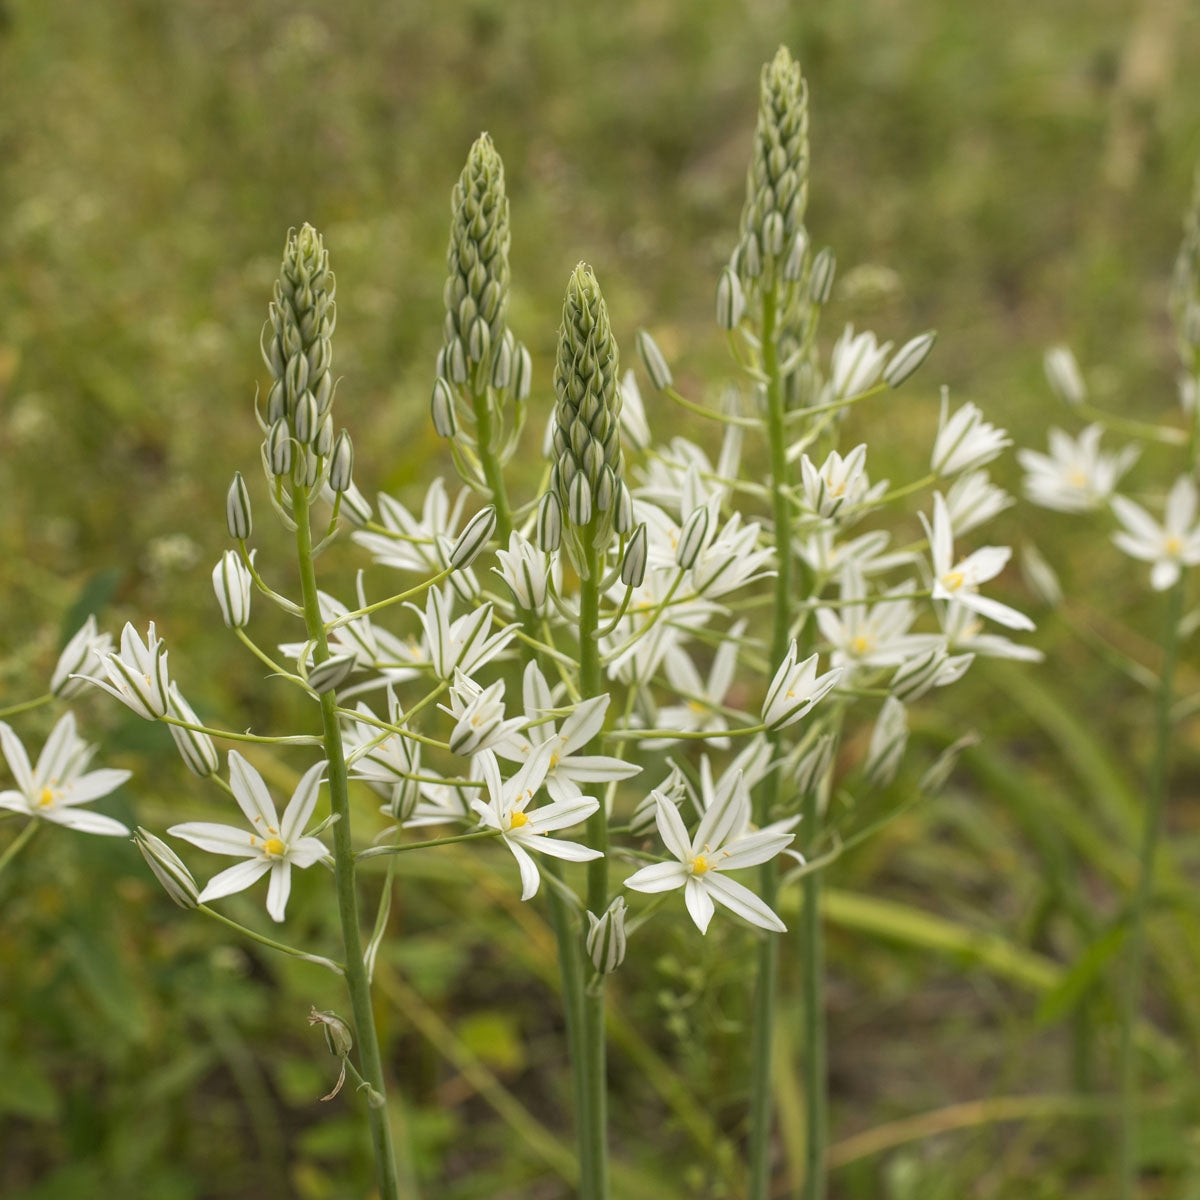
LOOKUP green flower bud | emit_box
[451,506,497,570]
[314,414,334,458]
[329,429,354,494]
[884,331,937,388]
[443,134,511,386]
[135,828,200,909]
[620,523,648,588]
[808,247,836,305]
[294,390,319,445]
[716,266,746,331]
[675,505,709,570]
[512,342,533,401]
[267,417,293,477]
[586,897,628,974]
[537,491,562,552]
[635,329,672,391]
[226,472,252,540]
[262,225,336,430]
[431,377,458,438]
[307,652,357,694]
[552,264,624,550]
[1171,165,1200,360]
[737,46,809,290]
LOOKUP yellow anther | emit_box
[549,752,560,769]
[262,836,286,858]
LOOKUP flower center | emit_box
[851,634,871,655]
[508,810,529,830]
[1165,534,1183,556]
[37,786,57,809]
[943,570,965,592]
[261,836,286,858]
[690,854,710,875]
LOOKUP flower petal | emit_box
[197,857,272,904]
[684,876,716,933]
[44,808,130,837]
[281,760,326,842]
[0,722,34,796]
[624,861,689,893]
[169,821,260,858]
[266,861,293,922]
[653,793,693,863]
[228,751,281,833]
[505,838,542,901]
[705,872,786,932]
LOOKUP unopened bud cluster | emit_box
[733,46,809,293]
[548,264,631,563]
[259,224,355,494]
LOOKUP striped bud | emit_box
[808,247,836,304]
[314,414,334,458]
[307,653,357,694]
[451,506,497,570]
[567,471,593,527]
[1043,346,1085,408]
[620,523,648,588]
[884,331,936,388]
[226,472,252,540]
[537,491,562,552]
[212,550,253,628]
[491,329,514,389]
[782,229,809,281]
[636,329,672,390]
[135,828,199,910]
[512,342,533,401]
[329,429,354,493]
[267,417,293,477]
[613,481,635,535]
[586,897,628,974]
[863,696,908,788]
[675,505,709,570]
[166,684,219,778]
[716,267,746,331]
[431,377,458,438]
[294,390,319,445]
[792,733,834,798]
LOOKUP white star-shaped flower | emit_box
[1111,476,1200,591]
[169,752,328,922]
[623,785,792,934]
[471,744,602,901]
[0,713,130,836]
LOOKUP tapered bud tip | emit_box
[537,492,562,553]
[451,506,497,570]
[620,524,648,588]
[307,653,357,694]
[716,267,746,331]
[884,331,937,388]
[135,828,200,909]
[636,329,673,390]
[675,505,709,570]
[329,429,354,494]
[226,472,252,540]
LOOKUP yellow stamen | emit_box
[508,810,529,830]
[690,854,710,875]
[37,787,56,809]
[687,700,707,715]
[549,752,560,769]
[262,836,286,857]
[943,570,964,592]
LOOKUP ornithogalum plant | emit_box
[0,47,1042,1200]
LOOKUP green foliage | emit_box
[2,1,1200,1197]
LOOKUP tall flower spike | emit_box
[442,133,511,391]
[549,263,624,567]
[262,224,336,432]
[736,46,809,291]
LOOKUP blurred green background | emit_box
[2,1,1199,1197]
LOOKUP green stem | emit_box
[0,820,39,885]
[748,282,793,1200]
[293,484,404,1200]
[472,387,514,540]
[578,536,609,1200]
[0,694,53,721]
[1118,579,1184,1199]
[198,904,345,974]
